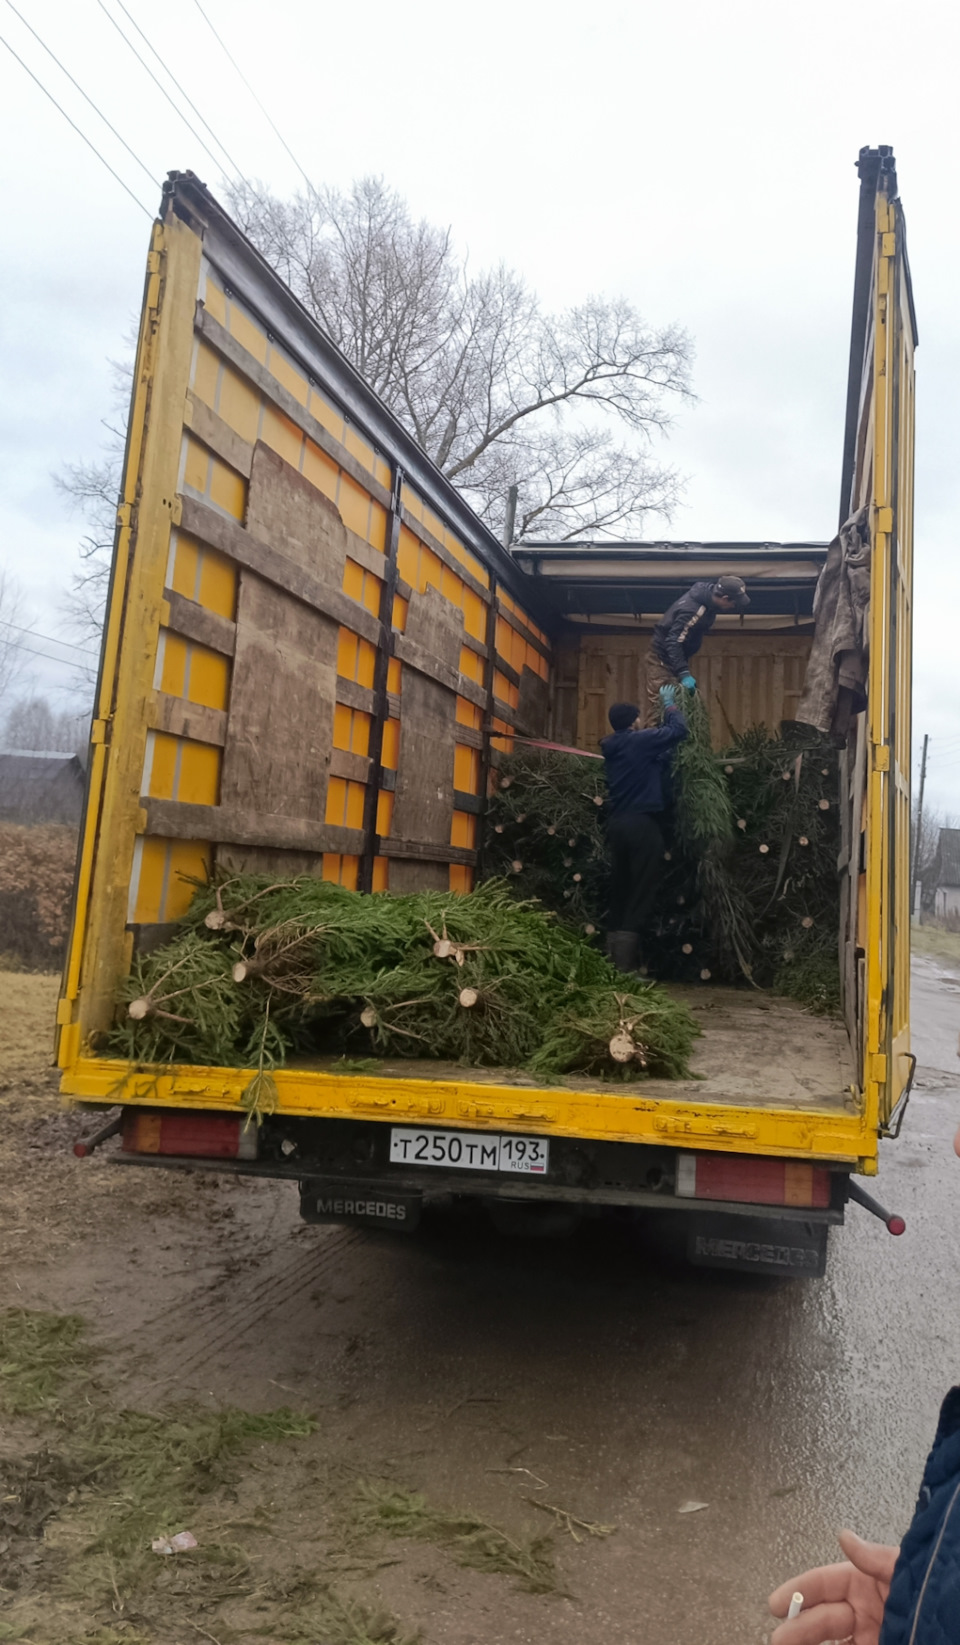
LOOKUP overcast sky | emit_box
[2,0,959,809]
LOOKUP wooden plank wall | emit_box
[126,259,552,940]
[574,630,814,750]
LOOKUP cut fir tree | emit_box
[114,877,700,1087]
[481,707,841,1011]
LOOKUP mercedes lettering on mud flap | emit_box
[299,1182,423,1230]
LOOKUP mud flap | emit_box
[687,1212,828,1277]
[299,1179,422,1232]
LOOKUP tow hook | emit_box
[73,1114,122,1158]
[847,1178,906,1235]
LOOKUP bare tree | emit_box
[2,694,89,755]
[57,179,693,655]
[227,176,693,541]
[0,570,34,712]
[55,348,133,659]
[913,799,959,914]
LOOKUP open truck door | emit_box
[838,145,917,1139]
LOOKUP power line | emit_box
[0,619,99,658]
[109,0,246,184]
[2,0,158,189]
[190,0,315,194]
[1,636,99,670]
[0,29,152,217]
[95,0,232,180]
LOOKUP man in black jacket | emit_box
[644,574,750,721]
[600,691,687,972]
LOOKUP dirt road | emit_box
[2,959,959,1644]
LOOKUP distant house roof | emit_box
[0,750,85,826]
[938,828,960,888]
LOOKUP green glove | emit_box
[680,674,696,691]
[658,684,678,708]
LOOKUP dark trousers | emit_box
[606,809,663,933]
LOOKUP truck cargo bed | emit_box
[65,981,865,1163]
[285,986,857,1113]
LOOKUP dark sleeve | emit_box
[627,710,688,759]
[660,606,705,676]
[878,1388,960,1645]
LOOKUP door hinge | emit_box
[871,1053,888,1083]
[881,232,896,258]
[873,745,891,771]
[877,506,894,534]
[90,719,109,745]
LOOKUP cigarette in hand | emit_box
[787,1593,804,1621]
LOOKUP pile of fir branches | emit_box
[113,877,700,1085]
[481,711,842,1012]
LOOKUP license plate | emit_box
[389,1127,549,1175]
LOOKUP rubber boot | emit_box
[606,930,639,973]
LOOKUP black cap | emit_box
[608,702,640,731]
[714,575,750,610]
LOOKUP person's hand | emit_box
[658,684,678,708]
[680,674,696,691]
[769,1530,899,1645]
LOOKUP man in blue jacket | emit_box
[644,574,750,721]
[769,1125,960,1643]
[600,690,687,972]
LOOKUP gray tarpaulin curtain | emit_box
[796,505,872,736]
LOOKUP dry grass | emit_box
[0,822,77,967]
[912,923,960,971]
[0,968,60,1090]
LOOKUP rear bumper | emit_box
[61,1053,876,1167]
[104,1109,849,1229]
[111,1150,845,1223]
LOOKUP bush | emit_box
[0,823,78,969]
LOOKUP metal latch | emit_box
[882,1052,917,1141]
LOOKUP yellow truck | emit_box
[61,146,916,1276]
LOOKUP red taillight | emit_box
[122,1109,256,1160]
[676,1152,831,1209]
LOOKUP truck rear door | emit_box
[839,145,917,1132]
[56,171,552,1067]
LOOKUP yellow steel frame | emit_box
[862,191,915,1133]
[57,213,203,1061]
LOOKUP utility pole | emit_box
[502,485,518,550]
[912,732,929,920]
